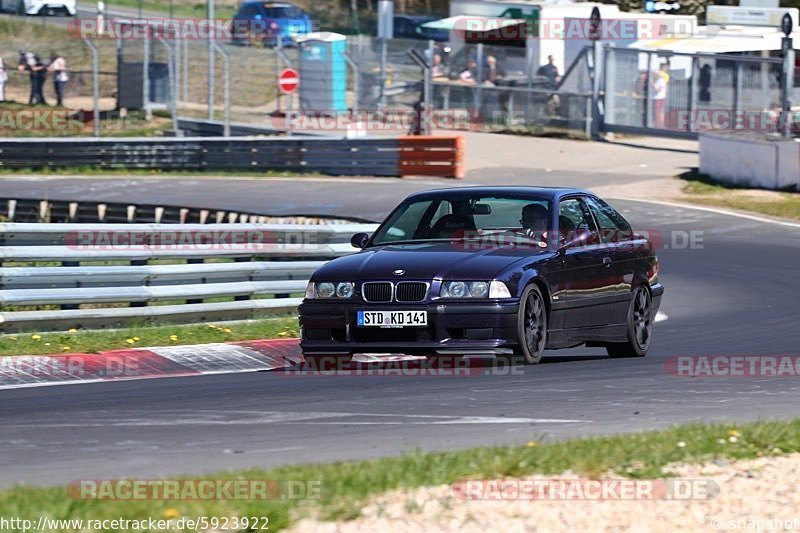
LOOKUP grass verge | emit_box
[677,171,800,221]
[1,418,798,530]
[0,316,298,356]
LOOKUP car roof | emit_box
[404,186,594,202]
[242,1,296,7]
[395,14,438,23]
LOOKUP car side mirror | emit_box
[350,232,370,249]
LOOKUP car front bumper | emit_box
[299,300,520,356]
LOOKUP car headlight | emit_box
[441,281,494,298]
[336,282,354,298]
[306,282,355,299]
[439,280,511,298]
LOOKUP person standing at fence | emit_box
[18,51,36,104]
[0,56,6,102]
[537,55,560,89]
[48,52,68,107]
[19,52,48,105]
[652,63,670,129]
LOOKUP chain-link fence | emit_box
[428,41,592,137]
[604,46,795,136]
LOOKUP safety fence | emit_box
[0,135,465,178]
[0,222,377,332]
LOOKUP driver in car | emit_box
[517,203,549,247]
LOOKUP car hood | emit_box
[313,242,550,281]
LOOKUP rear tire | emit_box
[606,285,652,358]
[510,284,547,365]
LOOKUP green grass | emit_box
[0,316,298,355]
[1,418,798,531]
[678,172,800,221]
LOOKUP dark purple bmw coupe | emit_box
[299,187,663,364]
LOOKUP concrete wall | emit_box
[699,131,800,190]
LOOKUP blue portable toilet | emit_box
[296,32,347,114]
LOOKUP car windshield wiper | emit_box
[371,238,463,246]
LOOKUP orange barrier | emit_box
[397,135,465,179]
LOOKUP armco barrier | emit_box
[0,135,465,178]
[0,197,364,224]
[0,222,378,332]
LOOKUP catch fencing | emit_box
[603,46,797,138]
[0,222,377,332]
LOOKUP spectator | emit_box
[0,56,6,102]
[482,55,505,85]
[653,63,669,129]
[48,52,68,107]
[537,55,560,88]
[17,51,35,104]
[431,53,445,78]
[699,64,712,103]
[459,59,477,84]
[18,52,47,105]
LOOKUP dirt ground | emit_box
[287,453,800,532]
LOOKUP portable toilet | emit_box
[296,32,347,114]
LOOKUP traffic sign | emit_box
[278,68,299,94]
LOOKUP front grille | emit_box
[353,327,434,343]
[362,282,392,303]
[395,282,428,302]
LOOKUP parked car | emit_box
[384,14,449,42]
[0,0,75,16]
[231,1,312,47]
[299,187,664,365]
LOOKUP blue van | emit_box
[232,2,312,47]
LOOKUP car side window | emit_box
[558,198,599,247]
[377,200,435,243]
[584,197,632,243]
[242,4,260,16]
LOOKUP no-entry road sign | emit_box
[278,68,299,94]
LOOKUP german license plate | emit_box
[357,310,427,328]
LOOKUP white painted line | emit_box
[655,311,668,323]
[609,197,800,229]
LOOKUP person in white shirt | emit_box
[48,52,69,107]
[652,63,670,129]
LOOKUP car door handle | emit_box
[603,256,612,267]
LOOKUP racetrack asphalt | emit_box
[2,198,799,488]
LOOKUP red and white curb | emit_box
[0,339,422,391]
[0,312,669,390]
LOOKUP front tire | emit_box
[606,285,652,358]
[512,284,547,364]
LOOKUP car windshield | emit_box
[263,5,304,17]
[370,194,552,245]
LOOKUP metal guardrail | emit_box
[0,198,367,224]
[0,222,378,332]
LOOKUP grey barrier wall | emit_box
[0,137,401,175]
[0,222,378,332]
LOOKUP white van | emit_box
[0,0,76,16]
